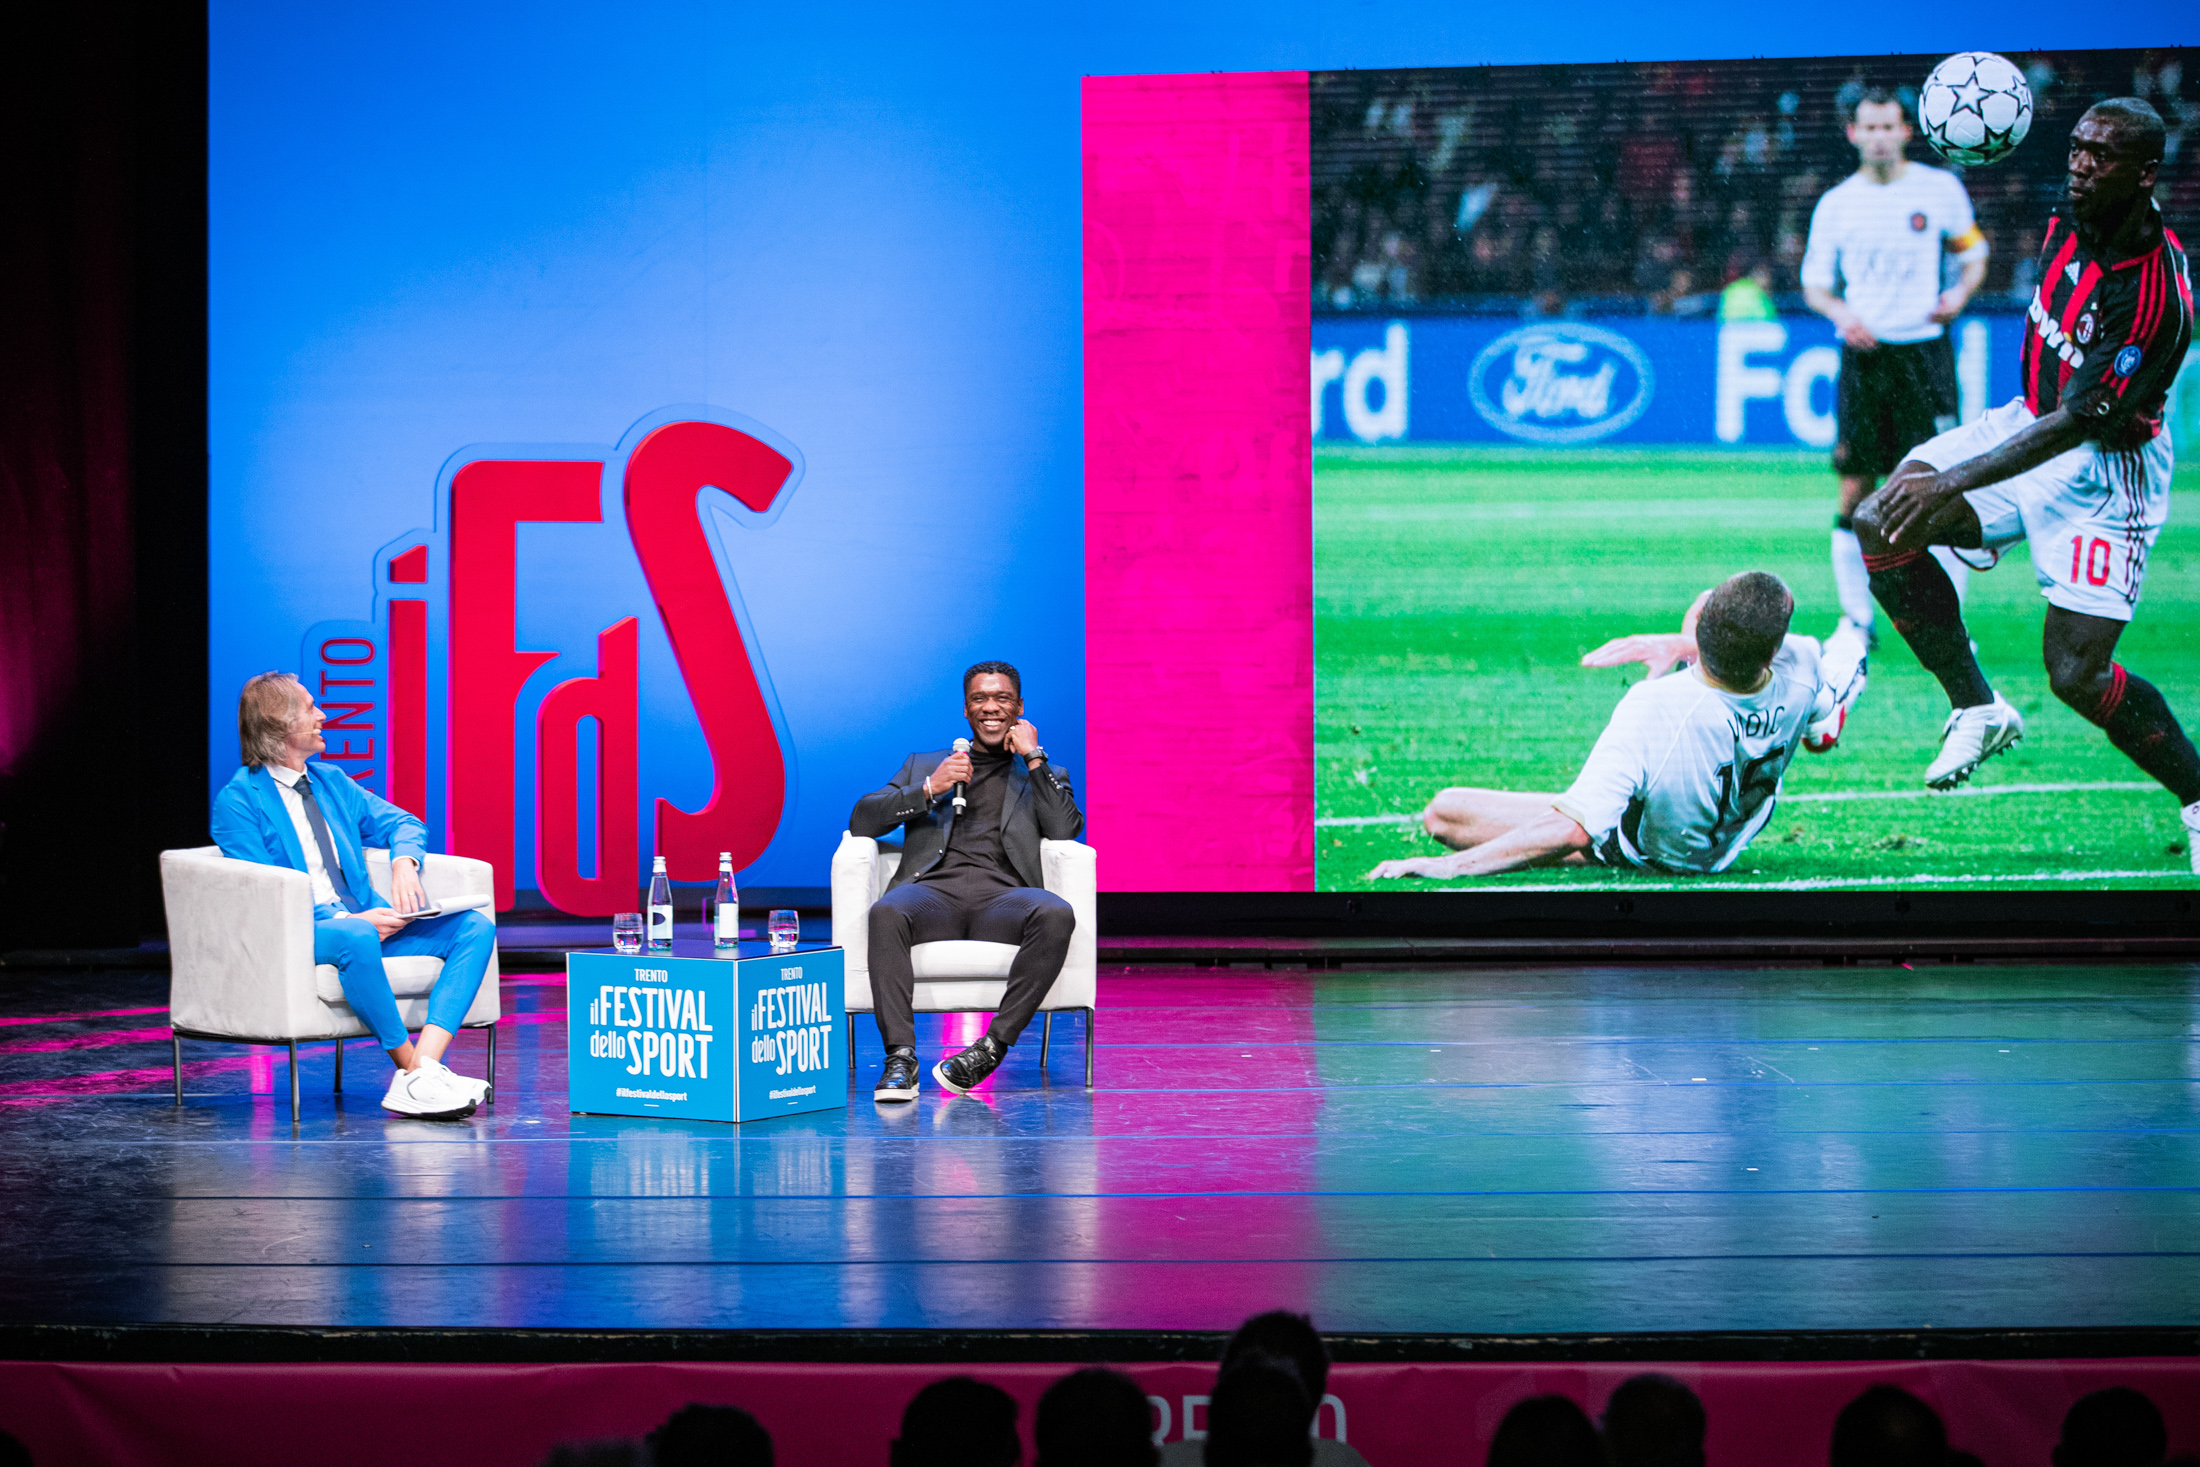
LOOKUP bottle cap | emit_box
[652,855,667,870]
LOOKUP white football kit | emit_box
[1553,637,1852,874]
[1800,164,1984,342]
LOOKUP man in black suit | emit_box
[850,661,1084,1101]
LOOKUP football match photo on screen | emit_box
[1313,49,2200,892]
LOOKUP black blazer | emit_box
[849,749,1084,891]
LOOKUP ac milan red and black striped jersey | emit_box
[2023,203,2193,449]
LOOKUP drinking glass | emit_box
[612,912,644,954]
[768,909,800,951]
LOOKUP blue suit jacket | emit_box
[210,761,428,910]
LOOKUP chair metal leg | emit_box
[1084,1008,1095,1088]
[288,1039,300,1119]
[172,1033,183,1105]
[333,1037,344,1093]
[847,1014,856,1071]
[486,1023,498,1102]
[1040,1011,1053,1069]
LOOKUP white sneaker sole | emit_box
[873,1082,918,1103]
[381,1099,478,1121]
[1926,725,2023,790]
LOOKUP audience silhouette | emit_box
[1489,1395,1604,1467]
[2057,1389,2170,1467]
[1159,1311,1370,1467]
[1831,1385,1948,1467]
[1603,1374,1707,1467]
[1037,1367,1161,1467]
[1204,1355,1316,1467]
[648,1403,774,1467]
[895,1377,1023,1467]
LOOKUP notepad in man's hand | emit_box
[403,891,493,921]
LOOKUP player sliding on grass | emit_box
[1369,573,1867,881]
[1853,98,2199,865]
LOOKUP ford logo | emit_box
[1467,323,1655,444]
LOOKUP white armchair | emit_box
[160,845,501,1116]
[831,833,1097,1085]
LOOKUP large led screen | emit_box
[1307,50,2200,892]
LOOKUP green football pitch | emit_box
[1315,445,2200,891]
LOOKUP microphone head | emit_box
[952,737,971,753]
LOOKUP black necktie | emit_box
[293,773,364,913]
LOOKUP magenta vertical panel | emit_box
[1084,71,1312,892]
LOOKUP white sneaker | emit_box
[1834,614,1880,653]
[381,1063,478,1119]
[2182,800,2200,875]
[1806,622,1871,753]
[1924,693,2025,790]
[423,1058,490,1105]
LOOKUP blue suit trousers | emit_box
[312,906,497,1051]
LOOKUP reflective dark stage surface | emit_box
[0,963,2195,1333]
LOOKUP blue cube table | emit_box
[566,939,847,1123]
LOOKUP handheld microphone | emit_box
[950,737,970,814]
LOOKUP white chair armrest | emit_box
[360,848,502,1026]
[1039,840,1097,1008]
[361,848,498,911]
[832,832,878,996]
[161,847,321,1038]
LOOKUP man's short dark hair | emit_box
[1695,571,1794,686]
[648,1403,774,1467]
[2083,98,2168,165]
[1831,1385,1947,1467]
[964,660,1022,697]
[894,1377,1020,1467]
[1035,1367,1157,1467]
[1491,1395,1604,1467]
[1204,1356,1312,1467]
[1220,1310,1331,1407]
[1604,1374,1707,1467]
[1846,86,1912,126]
[2055,1387,2167,1467]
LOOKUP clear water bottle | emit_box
[711,851,739,951]
[647,855,674,951]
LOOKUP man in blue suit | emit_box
[211,671,495,1118]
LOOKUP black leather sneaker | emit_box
[874,1047,920,1102]
[933,1034,1005,1095]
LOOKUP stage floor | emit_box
[1,960,2196,1336]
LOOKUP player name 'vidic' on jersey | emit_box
[1553,636,1852,875]
[1801,165,1987,343]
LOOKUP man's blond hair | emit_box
[238,672,303,769]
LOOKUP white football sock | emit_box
[1930,545,1973,606]
[1831,527,1874,629]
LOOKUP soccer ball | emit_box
[1918,52,2033,166]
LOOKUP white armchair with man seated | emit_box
[160,845,501,1114]
[832,832,1098,1084]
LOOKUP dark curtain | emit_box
[0,3,208,949]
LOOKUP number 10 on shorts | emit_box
[2070,535,2116,587]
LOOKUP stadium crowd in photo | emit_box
[1309,48,2200,893]
[2,3,2198,1465]
[1312,51,2199,314]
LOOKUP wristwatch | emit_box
[1025,746,1047,766]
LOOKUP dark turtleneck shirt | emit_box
[918,744,1021,899]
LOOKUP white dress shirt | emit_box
[267,763,344,906]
